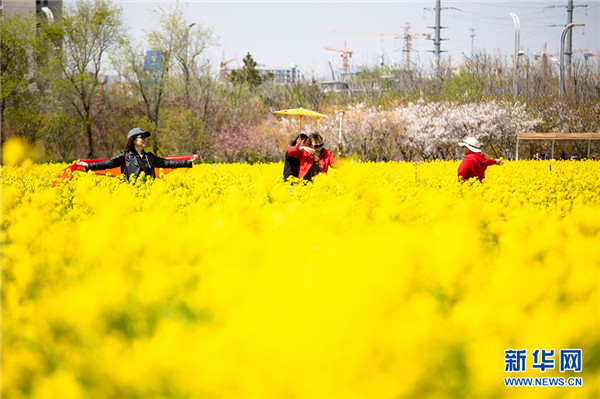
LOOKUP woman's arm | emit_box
[151,153,198,168]
[329,152,340,168]
[79,152,126,171]
[288,146,316,158]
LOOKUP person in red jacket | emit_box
[287,132,340,182]
[283,133,309,181]
[457,137,503,183]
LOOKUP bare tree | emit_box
[113,5,214,154]
[49,0,124,158]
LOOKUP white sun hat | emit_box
[458,137,482,153]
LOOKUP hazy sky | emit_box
[102,1,598,79]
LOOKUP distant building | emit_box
[258,67,301,85]
[145,50,165,85]
[223,65,302,85]
[319,81,350,93]
[1,0,62,20]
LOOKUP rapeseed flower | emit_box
[1,160,598,398]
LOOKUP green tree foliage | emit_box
[0,14,39,138]
[0,12,79,161]
[41,111,81,161]
[351,66,401,104]
[228,53,269,87]
[441,72,485,102]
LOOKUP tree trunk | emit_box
[86,121,94,158]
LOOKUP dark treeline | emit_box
[1,0,599,163]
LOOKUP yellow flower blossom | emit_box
[1,160,598,398]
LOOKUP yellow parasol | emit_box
[272,107,327,134]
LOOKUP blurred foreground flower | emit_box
[1,136,34,166]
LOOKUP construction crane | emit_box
[219,57,235,80]
[220,57,235,69]
[320,29,400,66]
[535,48,589,59]
[534,43,589,76]
[402,22,431,71]
[450,64,466,73]
[324,40,353,78]
[320,26,430,69]
[320,29,402,36]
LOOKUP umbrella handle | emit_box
[299,115,303,134]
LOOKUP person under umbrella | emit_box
[283,133,309,181]
[287,132,340,182]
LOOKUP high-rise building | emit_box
[1,0,62,20]
[145,50,165,86]
[258,67,301,85]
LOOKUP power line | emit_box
[565,0,588,76]
[424,0,456,77]
[422,1,595,74]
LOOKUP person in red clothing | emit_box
[457,137,503,183]
[287,132,341,182]
[283,133,308,181]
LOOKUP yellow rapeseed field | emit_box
[1,149,599,398]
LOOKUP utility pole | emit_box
[564,0,587,77]
[470,28,475,56]
[404,23,412,71]
[542,43,549,78]
[379,35,385,67]
[426,0,448,78]
[402,22,431,71]
[565,0,574,77]
[510,12,521,100]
